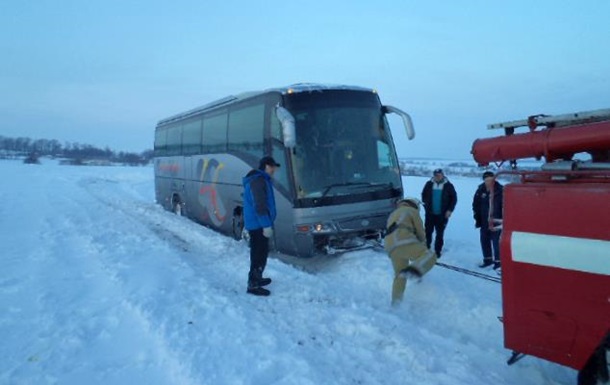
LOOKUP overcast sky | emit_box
[1,1,609,158]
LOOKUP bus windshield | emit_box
[284,90,401,199]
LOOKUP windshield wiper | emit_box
[320,182,393,198]
[321,182,368,198]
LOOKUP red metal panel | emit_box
[501,181,610,370]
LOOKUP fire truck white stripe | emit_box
[511,231,610,276]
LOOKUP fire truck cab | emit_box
[471,108,610,384]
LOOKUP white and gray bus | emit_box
[154,83,414,257]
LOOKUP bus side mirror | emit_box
[275,106,296,148]
[383,105,415,140]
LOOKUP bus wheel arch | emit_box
[578,333,610,385]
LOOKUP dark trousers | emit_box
[425,214,447,254]
[248,228,269,280]
[480,228,501,263]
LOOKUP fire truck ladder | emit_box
[487,108,610,131]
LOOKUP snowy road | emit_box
[0,160,575,385]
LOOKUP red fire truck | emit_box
[471,108,610,385]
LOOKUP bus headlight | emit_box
[313,222,335,233]
[296,222,336,234]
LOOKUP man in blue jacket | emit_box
[242,156,280,296]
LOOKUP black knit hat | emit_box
[482,171,494,179]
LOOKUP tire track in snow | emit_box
[28,175,199,384]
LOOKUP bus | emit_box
[154,83,415,257]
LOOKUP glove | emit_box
[475,220,481,229]
[263,227,274,238]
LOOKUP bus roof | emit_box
[156,83,376,126]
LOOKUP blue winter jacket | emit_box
[243,169,277,231]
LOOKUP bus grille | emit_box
[336,214,387,232]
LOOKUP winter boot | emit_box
[247,286,270,296]
[479,259,493,268]
[247,268,271,296]
[249,267,271,287]
[493,261,501,270]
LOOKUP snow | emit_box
[0,159,575,385]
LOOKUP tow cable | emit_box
[435,262,502,284]
[371,244,502,283]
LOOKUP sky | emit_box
[0,158,577,384]
[1,0,609,157]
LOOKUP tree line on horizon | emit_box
[0,135,153,166]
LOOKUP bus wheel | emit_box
[172,196,183,216]
[232,210,245,240]
[578,335,610,385]
[241,228,250,245]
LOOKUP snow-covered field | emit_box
[0,160,575,385]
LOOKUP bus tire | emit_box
[172,195,183,216]
[241,228,250,245]
[578,335,610,385]
[232,209,244,240]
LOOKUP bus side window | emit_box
[228,103,264,157]
[167,124,182,156]
[182,118,202,155]
[203,111,228,153]
[155,127,168,157]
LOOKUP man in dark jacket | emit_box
[242,156,280,296]
[472,171,503,270]
[421,169,458,257]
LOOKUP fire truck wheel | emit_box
[578,336,610,385]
